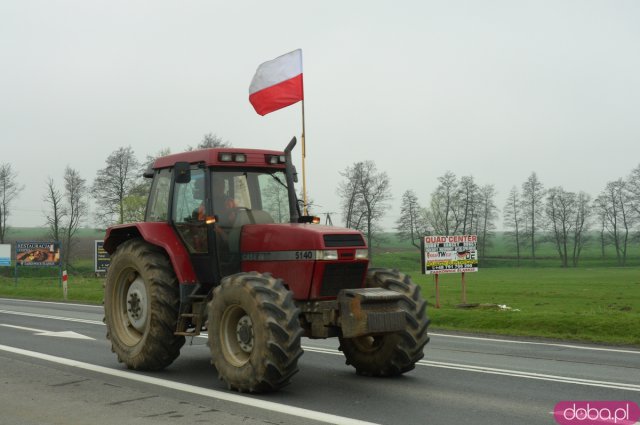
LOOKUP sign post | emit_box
[0,244,10,267]
[62,270,68,300]
[0,244,13,283]
[421,235,478,308]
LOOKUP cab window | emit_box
[172,168,208,254]
[146,169,171,222]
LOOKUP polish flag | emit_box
[249,49,303,116]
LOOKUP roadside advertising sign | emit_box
[95,240,110,273]
[15,241,61,267]
[422,235,478,275]
[0,244,10,266]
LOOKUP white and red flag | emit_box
[249,49,303,116]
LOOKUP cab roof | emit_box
[152,148,286,170]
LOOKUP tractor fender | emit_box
[104,222,198,284]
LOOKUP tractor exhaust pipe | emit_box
[284,137,300,223]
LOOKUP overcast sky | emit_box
[2,0,639,231]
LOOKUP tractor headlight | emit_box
[317,250,338,260]
[355,249,369,260]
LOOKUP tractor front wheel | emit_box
[208,272,303,392]
[339,268,430,376]
[104,239,184,370]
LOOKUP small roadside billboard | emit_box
[0,244,10,267]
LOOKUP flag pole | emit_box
[301,99,308,216]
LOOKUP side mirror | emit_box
[174,162,191,183]
[142,166,155,179]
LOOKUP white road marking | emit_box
[302,346,640,392]
[416,359,640,392]
[0,344,378,425]
[0,324,95,340]
[429,332,640,355]
[0,297,103,309]
[0,309,104,325]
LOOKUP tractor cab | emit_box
[163,163,292,284]
[140,138,305,291]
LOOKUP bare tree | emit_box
[338,161,392,259]
[62,166,88,269]
[338,163,363,229]
[521,172,545,262]
[476,184,497,258]
[0,163,24,243]
[426,171,461,235]
[43,177,66,243]
[545,187,576,267]
[595,179,633,265]
[628,163,640,219]
[571,192,591,266]
[458,175,478,234]
[395,189,427,250]
[503,187,523,266]
[594,198,608,259]
[93,146,140,226]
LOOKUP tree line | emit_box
[1,138,639,268]
[337,162,640,266]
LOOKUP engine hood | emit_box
[240,224,366,252]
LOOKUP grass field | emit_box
[370,250,640,346]
[1,228,639,346]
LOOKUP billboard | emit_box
[0,244,10,267]
[95,240,110,273]
[422,235,478,275]
[16,241,61,267]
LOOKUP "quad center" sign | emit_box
[421,235,478,275]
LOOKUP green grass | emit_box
[0,259,104,304]
[372,251,640,346]
[426,268,639,345]
[0,275,104,304]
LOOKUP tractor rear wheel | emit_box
[339,268,430,376]
[208,272,303,392]
[104,239,184,370]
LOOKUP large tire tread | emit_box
[339,268,430,377]
[208,272,303,393]
[104,239,184,371]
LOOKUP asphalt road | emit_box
[1,298,638,425]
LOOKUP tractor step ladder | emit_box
[175,294,207,337]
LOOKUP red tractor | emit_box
[103,138,429,392]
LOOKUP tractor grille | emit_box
[320,262,367,297]
[323,234,365,247]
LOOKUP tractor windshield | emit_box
[211,169,293,224]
